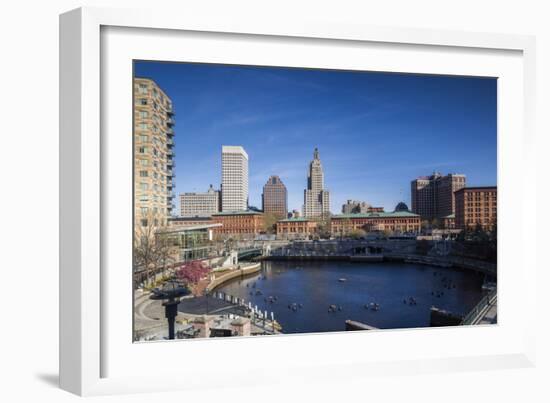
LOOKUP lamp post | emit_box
[205,287,210,315]
[150,280,189,340]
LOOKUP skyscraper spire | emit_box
[303,148,330,218]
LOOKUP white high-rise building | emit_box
[221,146,249,212]
[303,148,330,218]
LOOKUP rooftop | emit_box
[278,217,311,223]
[222,145,248,159]
[212,210,263,216]
[332,211,420,219]
[455,186,497,192]
[169,216,213,221]
[134,77,173,107]
[157,223,222,234]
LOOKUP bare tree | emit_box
[155,233,177,278]
[133,211,168,288]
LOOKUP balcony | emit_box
[166,127,174,136]
[167,118,175,127]
[166,138,174,147]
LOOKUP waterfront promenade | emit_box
[134,262,279,341]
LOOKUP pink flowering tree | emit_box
[176,260,211,287]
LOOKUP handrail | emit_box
[461,289,497,325]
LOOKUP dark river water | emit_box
[216,260,486,334]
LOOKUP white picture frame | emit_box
[60,6,537,396]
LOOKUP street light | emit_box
[150,280,189,340]
[205,287,210,315]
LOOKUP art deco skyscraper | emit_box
[134,77,175,231]
[221,146,249,212]
[303,148,330,218]
[262,175,288,219]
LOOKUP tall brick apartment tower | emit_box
[134,77,175,232]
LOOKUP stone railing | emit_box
[207,263,261,291]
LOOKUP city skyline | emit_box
[134,61,497,214]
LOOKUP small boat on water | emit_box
[288,302,299,311]
[338,278,347,282]
[365,302,380,311]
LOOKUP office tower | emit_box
[262,175,288,218]
[411,172,466,219]
[221,146,249,212]
[342,200,371,214]
[180,185,220,216]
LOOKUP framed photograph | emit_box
[60,7,536,396]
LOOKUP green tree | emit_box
[315,213,332,239]
[263,212,279,234]
[350,228,367,239]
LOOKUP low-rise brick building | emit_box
[454,187,497,231]
[276,217,318,239]
[211,211,264,239]
[331,211,421,235]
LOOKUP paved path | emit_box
[134,290,278,341]
[177,295,248,316]
[478,300,497,324]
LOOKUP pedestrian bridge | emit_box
[237,248,263,260]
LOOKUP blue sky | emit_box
[135,61,497,213]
